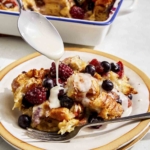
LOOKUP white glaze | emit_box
[73,73,92,93]
[49,86,64,109]
[18,10,65,108]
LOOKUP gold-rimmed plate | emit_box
[0,48,150,150]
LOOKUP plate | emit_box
[0,48,150,150]
[1,125,149,150]
[119,126,150,150]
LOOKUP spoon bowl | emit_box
[17,0,64,60]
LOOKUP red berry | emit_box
[117,61,124,78]
[25,86,47,105]
[52,78,64,86]
[70,5,85,19]
[50,62,73,81]
[89,59,103,74]
[3,0,17,8]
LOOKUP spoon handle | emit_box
[85,112,150,127]
[16,0,23,11]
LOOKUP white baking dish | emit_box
[0,0,137,46]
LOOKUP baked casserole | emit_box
[0,0,116,21]
[11,55,137,134]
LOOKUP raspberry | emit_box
[25,86,47,105]
[117,61,124,78]
[52,78,64,86]
[50,62,73,81]
[70,5,85,19]
[3,0,17,8]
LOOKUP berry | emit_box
[116,99,122,105]
[111,62,120,73]
[89,59,103,74]
[43,78,55,99]
[43,78,54,89]
[111,61,124,78]
[22,96,34,108]
[117,61,124,78]
[50,62,73,81]
[25,86,47,105]
[88,112,103,129]
[128,94,132,100]
[52,78,64,86]
[3,0,17,8]
[70,5,85,19]
[58,89,65,99]
[43,77,64,98]
[59,95,74,109]
[102,80,114,91]
[18,115,31,129]
[85,64,96,76]
[101,61,111,73]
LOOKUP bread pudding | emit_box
[11,56,137,134]
[0,0,19,11]
[0,0,116,21]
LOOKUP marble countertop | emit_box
[0,0,150,149]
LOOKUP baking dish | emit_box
[0,0,137,46]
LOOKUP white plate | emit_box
[0,48,150,150]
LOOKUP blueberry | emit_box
[101,61,111,73]
[43,78,54,89]
[88,112,103,129]
[102,80,114,91]
[111,63,120,73]
[85,64,96,76]
[59,95,74,109]
[128,94,133,100]
[58,89,65,99]
[116,99,122,105]
[18,115,31,129]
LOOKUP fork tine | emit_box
[27,131,68,141]
[26,128,69,141]
[27,131,60,138]
[27,128,58,135]
[26,126,82,142]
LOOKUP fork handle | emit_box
[84,112,150,128]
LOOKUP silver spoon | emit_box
[17,0,64,60]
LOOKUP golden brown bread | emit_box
[66,73,100,102]
[11,68,49,110]
[49,107,75,121]
[89,92,124,119]
[62,56,87,72]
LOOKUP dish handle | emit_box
[118,0,137,16]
